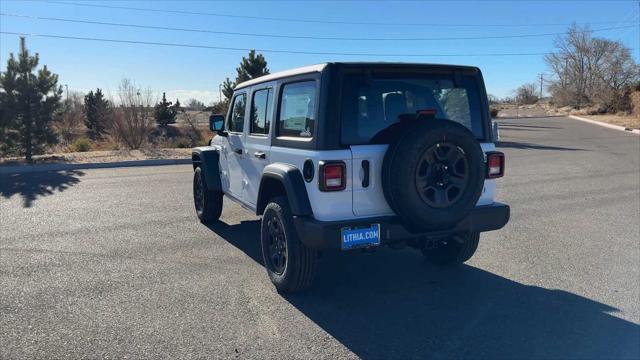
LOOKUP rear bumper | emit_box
[293,203,510,250]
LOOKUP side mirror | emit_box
[209,114,226,134]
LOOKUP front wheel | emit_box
[193,167,223,223]
[422,232,480,265]
[260,196,318,293]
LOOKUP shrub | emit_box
[172,136,192,148]
[490,107,499,118]
[69,137,92,152]
[109,79,155,149]
[631,91,640,117]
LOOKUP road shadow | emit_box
[498,122,562,130]
[497,123,563,132]
[0,170,85,208]
[205,222,639,359]
[497,141,585,152]
[205,220,264,265]
[497,115,567,120]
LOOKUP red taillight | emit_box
[319,161,346,191]
[486,151,505,178]
[417,108,437,116]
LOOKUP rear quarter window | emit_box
[277,81,316,138]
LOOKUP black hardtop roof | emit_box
[234,62,480,90]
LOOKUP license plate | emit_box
[341,224,381,250]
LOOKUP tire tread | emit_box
[262,196,317,292]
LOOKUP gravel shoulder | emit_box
[581,114,640,129]
[0,148,191,166]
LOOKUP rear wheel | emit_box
[422,232,480,265]
[193,167,223,223]
[260,196,318,293]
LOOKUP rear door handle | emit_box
[361,160,370,188]
[254,151,266,159]
[233,148,243,155]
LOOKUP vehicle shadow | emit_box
[497,115,567,120]
[498,122,562,130]
[205,221,640,359]
[205,220,264,265]
[0,170,85,208]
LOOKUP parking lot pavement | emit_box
[1,117,639,359]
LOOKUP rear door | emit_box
[341,68,494,216]
[242,85,274,207]
[351,145,393,217]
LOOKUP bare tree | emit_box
[187,98,205,110]
[545,25,592,109]
[110,79,155,149]
[56,91,85,144]
[516,83,539,105]
[545,25,639,110]
[180,108,206,147]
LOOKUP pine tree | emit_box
[221,77,235,103]
[0,37,62,160]
[83,88,110,139]
[154,92,177,126]
[235,50,269,83]
[174,98,182,112]
[219,50,269,104]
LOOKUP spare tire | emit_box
[381,120,485,232]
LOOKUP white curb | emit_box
[569,115,640,135]
[0,158,192,175]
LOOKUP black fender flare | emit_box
[191,146,222,191]
[257,163,312,216]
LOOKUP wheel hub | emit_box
[267,217,287,274]
[415,142,469,208]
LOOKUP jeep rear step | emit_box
[293,202,510,250]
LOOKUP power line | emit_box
[0,31,554,57]
[42,0,638,28]
[2,13,637,41]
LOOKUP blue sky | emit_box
[1,0,638,104]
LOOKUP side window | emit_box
[250,88,272,135]
[228,93,246,133]
[278,81,316,138]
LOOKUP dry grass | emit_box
[581,115,640,129]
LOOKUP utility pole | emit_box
[539,73,543,100]
[218,84,222,103]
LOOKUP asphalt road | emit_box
[1,117,639,359]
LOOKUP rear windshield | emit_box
[340,73,486,144]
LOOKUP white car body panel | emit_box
[350,144,393,217]
[269,146,353,221]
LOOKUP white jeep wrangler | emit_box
[192,63,509,292]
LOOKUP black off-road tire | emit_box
[422,232,480,265]
[382,120,485,231]
[260,196,318,293]
[193,167,223,223]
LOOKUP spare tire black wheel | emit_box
[382,120,485,231]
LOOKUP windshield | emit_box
[340,73,486,144]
